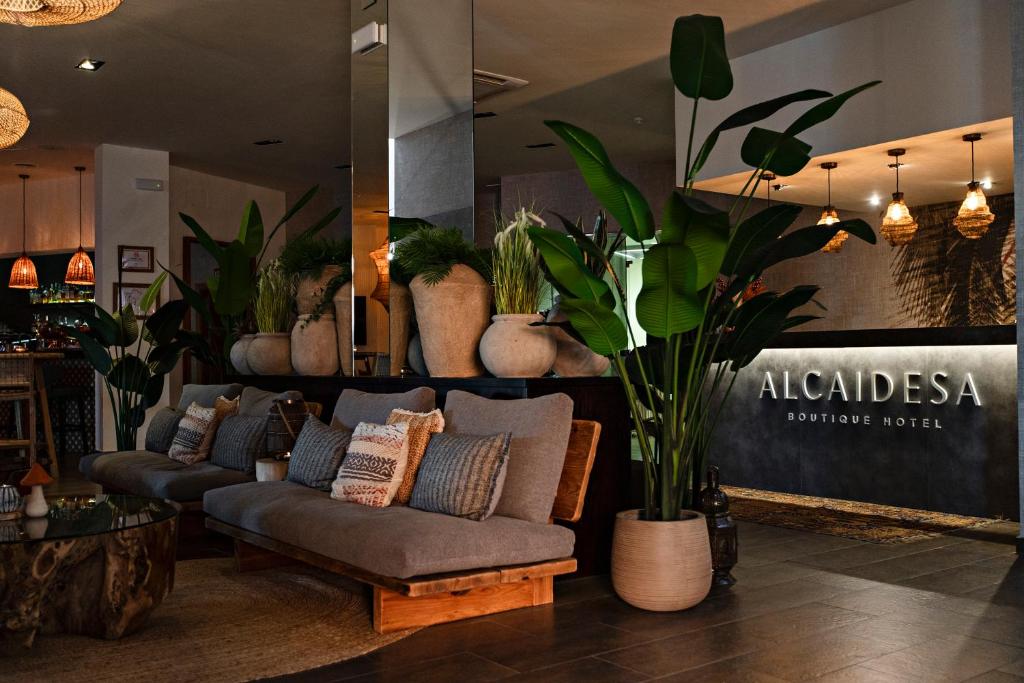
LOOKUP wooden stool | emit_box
[0,355,36,470]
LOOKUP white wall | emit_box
[680,0,1013,184]
[0,173,95,257]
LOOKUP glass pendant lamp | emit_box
[817,162,847,253]
[880,148,918,246]
[953,132,994,239]
[9,173,38,289]
[65,166,95,285]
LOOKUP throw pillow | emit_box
[386,408,445,504]
[331,421,410,507]
[177,383,243,411]
[212,415,268,473]
[168,402,218,465]
[330,387,436,431]
[145,407,184,454]
[409,432,512,521]
[287,415,352,491]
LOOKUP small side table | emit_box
[255,458,288,482]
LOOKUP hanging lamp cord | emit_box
[895,156,900,194]
[78,168,84,246]
[970,140,976,184]
[21,176,27,253]
[827,167,832,205]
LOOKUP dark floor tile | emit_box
[794,539,965,572]
[500,657,647,682]
[737,602,873,643]
[858,634,1024,682]
[967,671,1024,682]
[653,658,789,682]
[338,652,515,682]
[842,547,990,583]
[810,664,913,682]
[732,561,831,589]
[730,629,903,681]
[822,613,955,650]
[554,575,614,604]
[470,620,649,673]
[897,563,1008,595]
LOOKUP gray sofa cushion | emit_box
[330,387,436,431]
[78,451,104,478]
[410,432,511,521]
[442,390,574,524]
[178,383,243,411]
[145,407,184,454]
[287,416,352,491]
[204,481,575,579]
[239,387,303,417]
[89,450,253,501]
[212,415,268,474]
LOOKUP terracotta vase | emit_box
[296,265,344,316]
[291,314,339,376]
[246,332,293,375]
[611,510,712,611]
[229,334,256,374]
[479,313,556,378]
[547,302,611,377]
[409,264,491,377]
[389,283,412,377]
[332,282,354,377]
[407,334,428,376]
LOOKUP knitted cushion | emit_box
[168,402,218,465]
[145,407,184,454]
[331,421,410,508]
[286,416,352,491]
[409,432,512,521]
[386,408,445,504]
[211,415,268,473]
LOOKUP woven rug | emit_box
[725,486,1000,543]
[4,559,415,681]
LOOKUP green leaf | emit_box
[635,243,704,337]
[296,206,343,241]
[275,185,318,231]
[108,354,151,394]
[544,120,655,241]
[164,266,212,326]
[66,329,112,375]
[741,127,812,175]
[527,226,614,306]
[147,340,185,375]
[179,213,224,265]
[213,241,254,316]
[728,286,819,366]
[128,404,147,429]
[143,373,165,408]
[757,218,876,272]
[784,81,881,138]
[670,15,732,101]
[722,204,803,275]
[139,272,167,315]
[557,297,628,355]
[238,201,265,257]
[113,304,139,346]
[143,299,188,346]
[660,192,728,290]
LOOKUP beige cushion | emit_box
[330,387,436,431]
[331,422,410,507]
[386,408,445,504]
[169,402,218,465]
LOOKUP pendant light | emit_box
[0,86,29,150]
[65,166,94,285]
[9,174,38,289]
[880,148,918,246]
[0,0,122,26]
[952,132,995,239]
[817,162,848,253]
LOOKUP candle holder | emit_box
[700,466,738,588]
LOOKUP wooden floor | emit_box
[266,519,1024,683]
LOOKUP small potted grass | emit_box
[246,260,295,375]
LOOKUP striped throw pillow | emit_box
[168,402,218,465]
[386,408,445,504]
[331,422,410,507]
[145,407,184,454]
[287,415,352,491]
[212,415,268,473]
[409,432,512,521]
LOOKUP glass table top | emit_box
[0,495,178,544]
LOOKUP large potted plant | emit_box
[479,208,555,377]
[392,227,492,377]
[529,14,878,611]
[247,260,294,376]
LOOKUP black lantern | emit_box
[700,466,738,587]
[266,398,310,459]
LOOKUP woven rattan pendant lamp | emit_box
[879,148,918,246]
[65,166,94,285]
[0,0,121,26]
[0,86,29,150]
[817,162,848,253]
[953,132,995,239]
[9,174,38,289]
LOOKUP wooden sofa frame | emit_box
[206,419,601,633]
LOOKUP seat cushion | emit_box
[442,390,574,524]
[238,387,303,417]
[204,481,575,579]
[89,450,253,501]
[330,387,436,431]
[177,383,243,411]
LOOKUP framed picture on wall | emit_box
[119,245,154,273]
[113,283,159,319]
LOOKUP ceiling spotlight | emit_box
[869,194,881,207]
[525,142,556,149]
[75,58,105,71]
[981,178,993,190]
[253,139,284,146]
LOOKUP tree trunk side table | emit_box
[0,494,179,654]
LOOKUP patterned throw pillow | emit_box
[212,415,268,473]
[145,407,184,454]
[331,421,410,507]
[168,402,218,465]
[200,395,239,454]
[386,408,445,504]
[409,432,512,521]
[287,415,353,491]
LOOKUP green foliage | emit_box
[530,13,880,520]
[254,261,294,334]
[392,227,492,287]
[278,236,352,280]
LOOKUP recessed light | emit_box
[981,178,993,190]
[75,58,105,71]
[473,111,497,119]
[13,162,35,168]
[633,116,645,125]
[869,193,881,206]
[335,164,352,170]
[253,139,284,146]
[525,142,556,149]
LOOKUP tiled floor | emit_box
[273,520,1024,683]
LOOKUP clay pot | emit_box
[409,265,491,377]
[291,314,339,376]
[547,303,611,377]
[229,334,256,374]
[332,282,353,377]
[479,314,556,378]
[296,265,345,315]
[407,334,428,376]
[389,282,412,377]
[611,510,712,611]
[247,333,293,375]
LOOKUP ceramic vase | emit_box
[410,264,491,378]
[229,334,256,374]
[23,485,48,519]
[247,332,293,375]
[296,265,345,316]
[611,510,712,611]
[407,334,428,376]
[332,282,354,377]
[547,301,611,377]
[291,314,339,376]
[389,282,413,377]
[0,484,21,517]
[479,314,556,378]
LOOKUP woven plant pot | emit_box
[410,264,491,378]
[332,282,353,377]
[229,334,256,375]
[296,265,344,316]
[479,314,555,378]
[611,510,712,611]
[247,333,292,376]
[291,314,339,376]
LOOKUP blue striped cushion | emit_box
[409,432,511,521]
[286,415,352,491]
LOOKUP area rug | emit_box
[725,486,1000,543]
[3,559,416,682]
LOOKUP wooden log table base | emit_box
[0,516,178,654]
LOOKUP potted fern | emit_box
[247,260,295,375]
[479,208,554,377]
[392,227,492,377]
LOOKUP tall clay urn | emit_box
[389,282,413,377]
[296,265,344,316]
[332,281,354,377]
[409,264,491,377]
[291,314,339,376]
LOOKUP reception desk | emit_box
[710,325,1019,521]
